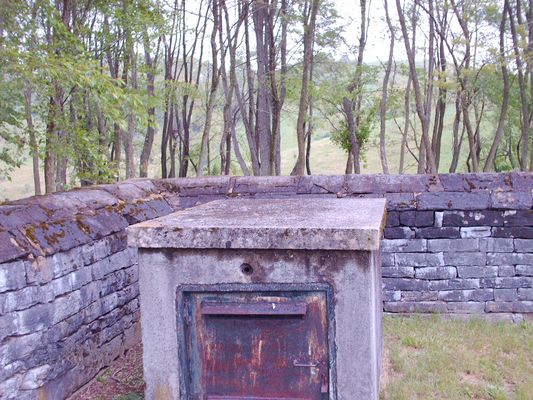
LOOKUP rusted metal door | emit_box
[181,290,330,400]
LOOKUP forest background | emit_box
[1,0,531,200]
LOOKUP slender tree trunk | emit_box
[449,93,464,172]
[197,2,220,176]
[125,50,137,179]
[379,0,395,174]
[399,75,411,174]
[292,0,319,176]
[484,6,510,171]
[395,0,437,174]
[253,0,273,175]
[506,0,530,170]
[139,33,159,178]
[24,83,41,195]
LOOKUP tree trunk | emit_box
[292,0,319,176]
[197,2,220,176]
[139,32,159,178]
[506,0,530,170]
[484,5,510,171]
[379,0,394,174]
[395,0,437,174]
[253,0,273,175]
[24,83,41,195]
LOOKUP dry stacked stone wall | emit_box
[0,173,531,399]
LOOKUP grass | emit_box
[381,316,533,400]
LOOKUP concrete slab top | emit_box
[127,198,387,251]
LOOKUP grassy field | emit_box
[381,317,533,400]
[1,103,496,201]
[69,316,532,400]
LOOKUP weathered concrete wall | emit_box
[0,173,532,398]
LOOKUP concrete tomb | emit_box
[128,198,387,400]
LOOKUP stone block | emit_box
[401,291,438,301]
[512,301,533,313]
[80,233,127,266]
[493,227,533,239]
[0,232,29,264]
[381,239,427,253]
[233,176,300,195]
[438,289,493,302]
[514,239,533,252]
[487,252,533,265]
[415,267,456,279]
[381,253,395,267]
[502,210,533,226]
[457,266,498,278]
[116,284,139,306]
[498,265,515,277]
[395,252,444,267]
[382,267,415,278]
[79,281,100,305]
[385,193,417,211]
[427,238,478,252]
[92,248,136,280]
[382,290,401,302]
[0,261,26,293]
[385,212,399,227]
[444,252,486,266]
[417,192,490,210]
[0,332,42,367]
[479,238,514,252]
[51,291,82,325]
[384,227,415,239]
[12,303,51,337]
[0,286,45,314]
[20,364,50,390]
[98,182,150,201]
[344,174,442,194]
[49,267,92,298]
[83,293,119,324]
[480,277,533,289]
[428,279,480,291]
[170,176,231,196]
[438,173,513,192]
[382,278,430,291]
[511,173,533,191]
[446,302,486,313]
[485,301,533,313]
[518,288,533,300]
[0,374,23,400]
[383,301,447,313]
[442,210,504,227]
[491,191,532,210]
[296,176,345,195]
[0,360,24,383]
[494,289,518,302]
[460,227,491,238]
[399,211,434,227]
[516,265,533,276]
[435,212,444,227]
[485,301,513,313]
[25,257,53,285]
[121,197,173,224]
[415,227,460,239]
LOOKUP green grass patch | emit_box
[380,316,533,400]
